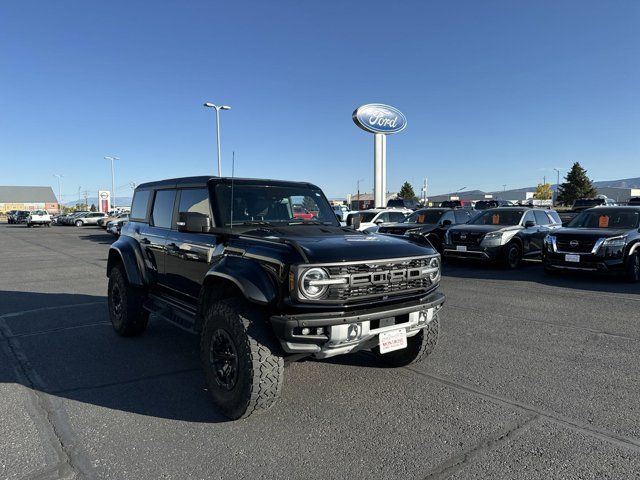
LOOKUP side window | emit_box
[523,210,536,225]
[377,213,389,222]
[130,190,151,221]
[441,211,456,224]
[454,210,471,224]
[534,210,550,225]
[546,210,562,225]
[178,189,212,226]
[388,212,406,222]
[151,190,177,229]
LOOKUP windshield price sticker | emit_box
[492,214,500,225]
[599,215,609,228]
[418,214,425,223]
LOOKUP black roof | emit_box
[136,176,320,191]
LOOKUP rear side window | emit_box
[523,211,536,225]
[130,190,151,221]
[151,190,177,229]
[534,210,550,225]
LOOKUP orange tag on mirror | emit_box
[418,215,425,223]
[598,215,609,228]
[492,214,500,225]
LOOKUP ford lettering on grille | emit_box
[349,267,427,287]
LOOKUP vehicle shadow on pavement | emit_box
[442,259,639,295]
[77,233,116,245]
[0,290,228,423]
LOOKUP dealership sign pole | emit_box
[353,104,407,208]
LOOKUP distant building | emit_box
[595,187,640,204]
[348,192,398,210]
[0,186,60,214]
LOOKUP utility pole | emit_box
[77,186,82,208]
[104,156,119,207]
[83,191,89,209]
[553,168,562,205]
[356,178,364,211]
[53,174,63,213]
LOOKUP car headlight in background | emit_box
[298,267,331,299]
[602,235,627,248]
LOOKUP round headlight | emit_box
[299,268,330,299]
[428,257,441,283]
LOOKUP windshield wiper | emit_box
[288,219,333,226]
[233,220,274,227]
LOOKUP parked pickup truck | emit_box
[26,210,52,227]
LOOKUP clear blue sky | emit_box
[1,0,638,203]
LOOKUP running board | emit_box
[144,294,198,334]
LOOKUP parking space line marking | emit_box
[402,367,640,452]
[0,302,106,320]
[5,322,111,339]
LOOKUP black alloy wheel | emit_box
[503,242,522,269]
[209,328,239,391]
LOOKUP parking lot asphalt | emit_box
[1,222,639,480]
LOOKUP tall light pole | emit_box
[203,102,231,176]
[53,174,63,213]
[104,156,119,207]
[553,168,562,205]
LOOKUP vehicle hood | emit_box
[242,226,436,263]
[553,228,630,238]
[449,224,522,234]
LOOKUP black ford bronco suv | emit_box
[107,177,445,419]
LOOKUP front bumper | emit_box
[542,251,625,273]
[270,291,445,358]
[442,243,503,261]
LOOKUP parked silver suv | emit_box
[73,212,107,226]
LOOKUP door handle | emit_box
[140,238,151,245]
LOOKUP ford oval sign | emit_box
[352,104,407,135]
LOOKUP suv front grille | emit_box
[450,231,485,246]
[555,236,601,253]
[300,256,436,304]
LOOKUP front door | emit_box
[163,188,217,301]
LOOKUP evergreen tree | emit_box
[556,162,597,206]
[90,203,97,212]
[398,181,417,200]
[533,183,553,200]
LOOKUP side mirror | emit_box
[374,219,384,225]
[442,219,452,227]
[177,212,212,233]
[524,220,535,228]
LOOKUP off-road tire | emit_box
[108,264,149,336]
[626,251,640,283]
[501,242,522,269]
[200,298,284,420]
[373,315,439,367]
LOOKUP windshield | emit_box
[568,210,640,229]
[470,209,524,226]
[214,184,339,227]
[403,209,444,224]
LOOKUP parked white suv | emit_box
[26,210,52,228]
[74,212,107,226]
[346,208,411,232]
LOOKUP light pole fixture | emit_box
[104,156,119,207]
[203,102,231,176]
[53,174,63,213]
[553,168,562,204]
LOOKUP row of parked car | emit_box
[353,204,640,283]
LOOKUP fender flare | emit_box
[107,236,148,286]
[203,256,277,306]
